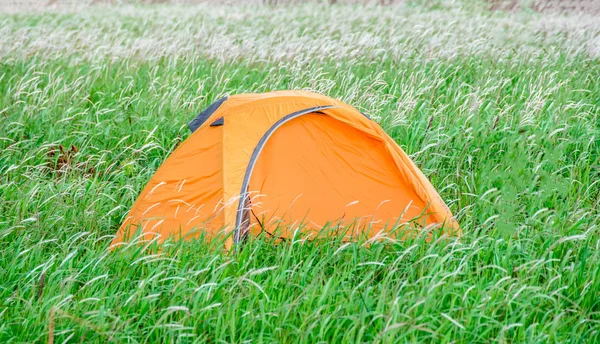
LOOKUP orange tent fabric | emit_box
[111,91,459,250]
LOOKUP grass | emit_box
[1,2,599,342]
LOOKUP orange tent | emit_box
[111,91,459,250]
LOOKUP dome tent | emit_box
[111,91,459,250]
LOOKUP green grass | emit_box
[1,3,600,342]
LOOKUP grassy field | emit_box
[1,2,600,342]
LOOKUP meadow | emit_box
[1,2,599,342]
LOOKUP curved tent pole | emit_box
[232,105,338,250]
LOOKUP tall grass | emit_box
[1,2,599,342]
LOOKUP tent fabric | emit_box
[111,91,460,250]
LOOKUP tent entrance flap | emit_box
[239,112,435,243]
[233,105,336,245]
